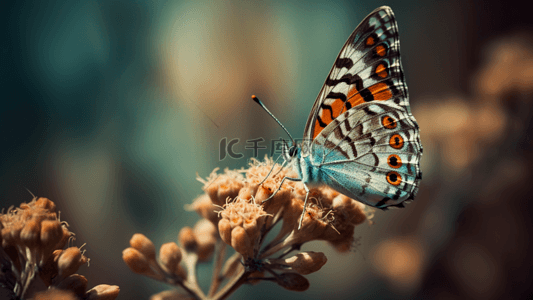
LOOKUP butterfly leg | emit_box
[262,176,300,203]
[298,183,310,230]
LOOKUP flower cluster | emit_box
[0,196,119,300]
[125,158,373,299]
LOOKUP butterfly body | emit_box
[257,6,422,227]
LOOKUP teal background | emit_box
[2,0,533,299]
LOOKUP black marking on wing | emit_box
[335,57,354,69]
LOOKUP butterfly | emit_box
[253,6,422,229]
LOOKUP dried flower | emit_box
[130,233,156,260]
[0,196,119,299]
[123,247,152,275]
[267,251,327,275]
[275,273,310,291]
[193,219,218,261]
[125,157,373,299]
[159,242,183,276]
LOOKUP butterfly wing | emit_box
[303,6,413,142]
[302,6,422,208]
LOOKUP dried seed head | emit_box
[122,247,151,275]
[218,196,268,257]
[276,272,310,291]
[159,242,183,276]
[178,227,197,253]
[130,233,156,261]
[1,197,117,299]
[84,284,120,300]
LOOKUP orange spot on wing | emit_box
[347,86,365,108]
[330,98,345,119]
[389,134,404,149]
[376,64,388,78]
[368,83,393,101]
[375,45,386,57]
[387,154,402,168]
[386,171,402,185]
[366,36,375,46]
[381,116,397,129]
[312,98,345,139]
[313,120,323,139]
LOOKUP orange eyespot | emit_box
[386,171,402,186]
[381,116,397,129]
[387,154,402,168]
[389,134,404,149]
[366,36,375,46]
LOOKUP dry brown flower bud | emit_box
[57,247,87,280]
[56,274,88,297]
[2,223,23,246]
[130,233,156,261]
[178,227,197,252]
[122,247,151,275]
[20,218,41,249]
[218,218,232,245]
[159,242,183,276]
[230,226,252,258]
[85,284,120,300]
[53,225,72,250]
[193,219,217,261]
[40,219,64,250]
[282,252,327,275]
[229,215,243,228]
[218,196,268,254]
[189,194,218,224]
[242,217,259,248]
[34,197,57,212]
[200,168,244,206]
[276,272,310,291]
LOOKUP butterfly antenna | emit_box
[251,95,295,145]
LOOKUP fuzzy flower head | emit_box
[125,157,375,299]
[217,196,270,260]
[1,197,119,299]
[192,157,373,285]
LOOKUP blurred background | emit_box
[2,0,533,299]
